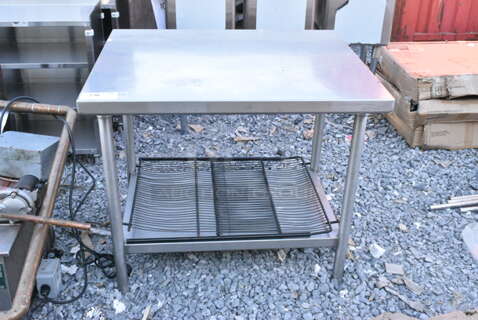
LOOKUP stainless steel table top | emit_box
[77,30,394,115]
[0,0,100,25]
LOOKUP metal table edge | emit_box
[76,100,395,115]
[124,232,339,254]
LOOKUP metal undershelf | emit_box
[4,81,83,107]
[124,157,339,253]
[0,42,89,69]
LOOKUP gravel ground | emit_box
[29,113,478,320]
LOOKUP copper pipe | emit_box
[0,213,110,237]
[0,100,76,320]
[0,176,18,183]
[0,214,92,231]
[1,101,71,116]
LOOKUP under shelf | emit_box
[124,157,338,253]
[4,81,82,107]
[0,42,89,69]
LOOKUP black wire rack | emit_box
[126,157,332,242]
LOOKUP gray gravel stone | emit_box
[303,312,313,320]
[28,113,478,319]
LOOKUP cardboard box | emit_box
[378,74,478,150]
[386,112,424,148]
[387,113,478,150]
[378,73,419,129]
[418,98,478,123]
[376,42,478,101]
[424,121,478,150]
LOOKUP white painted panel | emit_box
[334,0,388,44]
[175,0,226,29]
[256,0,307,31]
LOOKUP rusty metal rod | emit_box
[0,100,76,320]
[1,101,71,116]
[0,213,110,236]
[0,213,91,230]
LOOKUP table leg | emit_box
[359,44,368,63]
[97,115,129,292]
[311,114,326,173]
[122,115,136,179]
[333,114,368,280]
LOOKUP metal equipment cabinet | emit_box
[0,0,104,154]
[0,224,32,311]
[243,0,347,30]
[77,29,394,292]
[101,0,120,40]
[163,0,238,29]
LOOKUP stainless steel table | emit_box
[77,29,394,292]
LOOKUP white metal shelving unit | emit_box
[0,0,105,154]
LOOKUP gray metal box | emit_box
[0,131,59,180]
[36,259,62,299]
[0,223,32,311]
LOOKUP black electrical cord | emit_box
[37,114,89,305]
[0,96,40,133]
[52,115,124,279]
[41,110,131,305]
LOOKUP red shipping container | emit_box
[392,0,478,41]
